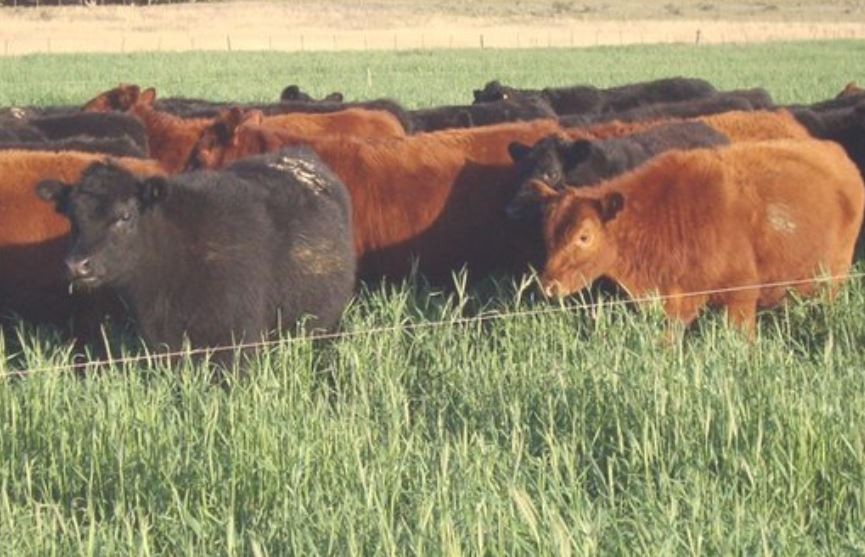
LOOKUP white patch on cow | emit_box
[767,203,796,234]
[10,107,26,119]
[267,156,326,194]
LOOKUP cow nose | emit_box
[65,256,94,279]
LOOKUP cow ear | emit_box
[325,92,344,103]
[561,139,593,166]
[137,176,169,208]
[36,179,72,211]
[508,141,533,162]
[241,109,265,127]
[139,87,157,106]
[598,192,625,222]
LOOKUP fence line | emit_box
[3,271,863,379]
[2,22,865,57]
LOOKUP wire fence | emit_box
[3,271,862,379]
[2,21,865,56]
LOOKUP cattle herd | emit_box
[2,77,864,369]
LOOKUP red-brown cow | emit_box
[82,85,407,173]
[535,139,864,336]
[187,110,573,281]
[0,150,164,335]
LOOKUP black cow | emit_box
[472,77,717,115]
[790,102,865,180]
[280,84,345,103]
[0,105,76,120]
[37,147,356,368]
[29,112,149,154]
[506,121,729,219]
[560,93,757,127]
[0,135,146,158]
[408,97,556,132]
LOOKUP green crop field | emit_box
[2,41,865,555]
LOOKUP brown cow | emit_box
[584,109,810,142]
[535,139,863,335]
[187,110,573,281]
[82,85,407,173]
[0,150,163,336]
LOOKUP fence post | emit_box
[480,34,484,49]
[226,35,232,52]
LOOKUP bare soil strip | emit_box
[0,1,863,55]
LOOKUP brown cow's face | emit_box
[82,84,156,112]
[539,189,623,297]
[187,108,265,171]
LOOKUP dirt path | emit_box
[1,0,864,55]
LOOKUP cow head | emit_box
[472,80,516,104]
[82,84,157,112]
[186,107,265,170]
[506,135,593,220]
[537,186,625,298]
[37,162,169,290]
[280,85,312,102]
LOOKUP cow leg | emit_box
[722,292,759,339]
[661,291,707,345]
[662,290,706,326]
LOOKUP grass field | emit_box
[2,41,865,555]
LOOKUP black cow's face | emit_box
[37,163,167,290]
[506,136,592,220]
[472,80,517,104]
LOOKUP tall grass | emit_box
[2,41,865,554]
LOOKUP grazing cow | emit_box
[535,139,864,335]
[37,148,355,364]
[408,97,557,132]
[83,86,406,173]
[280,85,345,103]
[0,135,146,158]
[187,109,573,281]
[0,151,163,334]
[506,122,729,219]
[472,77,717,115]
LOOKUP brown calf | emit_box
[82,85,407,173]
[536,139,864,335]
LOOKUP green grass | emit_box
[2,41,865,555]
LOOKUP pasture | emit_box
[2,41,865,554]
